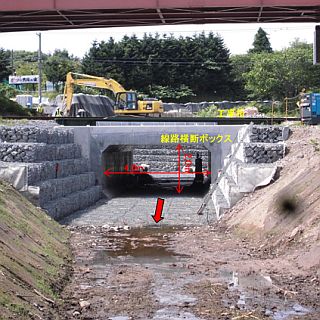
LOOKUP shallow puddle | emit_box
[93,226,187,265]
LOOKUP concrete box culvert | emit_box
[101,145,133,192]
[101,144,212,192]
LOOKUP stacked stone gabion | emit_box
[0,126,73,144]
[42,186,101,219]
[38,172,96,206]
[0,126,80,163]
[213,125,290,219]
[0,125,101,220]
[27,158,89,185]
[133,144,209,172]
[249,126,287,143]
[0,143,81,162]
[243,143,285,163]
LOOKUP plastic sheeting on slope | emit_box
[226,161,278,193]
[0,163,28,191]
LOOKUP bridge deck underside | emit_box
[0,1,319,32]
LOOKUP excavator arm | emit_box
[61,72,163,116]
[63,72,126,114]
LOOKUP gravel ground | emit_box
[62,196,212,227]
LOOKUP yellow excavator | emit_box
[61,72,163,117]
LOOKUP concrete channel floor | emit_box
[62,194,214,227]
[62,176,215,227]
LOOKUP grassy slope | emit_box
[0,180,71,319]
[0,95,31,116]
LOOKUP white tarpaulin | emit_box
[0,164,28,191]
[226,161,277,193]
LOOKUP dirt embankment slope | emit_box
[225,125,320,269]
[0,180,71,319]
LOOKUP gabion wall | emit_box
[249,126,287,143]
[243,143,285,163]
[0,124,101,220]
[0,126,74,144]
[133,145,209,172]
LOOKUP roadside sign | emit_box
[9,75,39,84]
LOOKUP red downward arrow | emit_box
[152,198,165,223]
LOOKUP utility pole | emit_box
[37,32,42,104]
[11,50,14,75]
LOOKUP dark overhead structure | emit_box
[0,0,319,32]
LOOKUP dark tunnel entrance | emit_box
[101,144,211,198]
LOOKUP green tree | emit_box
[249,28,273,54]
[148,84,195,102]
[0,48,11,82]
[12,50,39,75]
[43,49,79,91]
[196,104,219,117]
[82,33,235,102]
[0,83,18,98]
[244,43,320,100]
[230,54,253,99]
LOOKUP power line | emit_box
[43,25,315,35]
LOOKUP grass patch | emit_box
[0,292,29,316]
[36,279,59,300]
[0,180,72,318]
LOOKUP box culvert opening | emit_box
[102,144,211,197]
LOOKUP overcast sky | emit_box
[0,22,316,58]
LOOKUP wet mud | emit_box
[59,223,320,320]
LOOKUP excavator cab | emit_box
[115,91,138,110]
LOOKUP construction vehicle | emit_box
[62,72,163,117]
[299,93,320,124]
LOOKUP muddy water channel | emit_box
[60,221,318,320]
[62,225,205,319]
[60,195,319,320]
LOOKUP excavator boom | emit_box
[62,72,163,117]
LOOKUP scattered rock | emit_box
[79,300,91,309]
